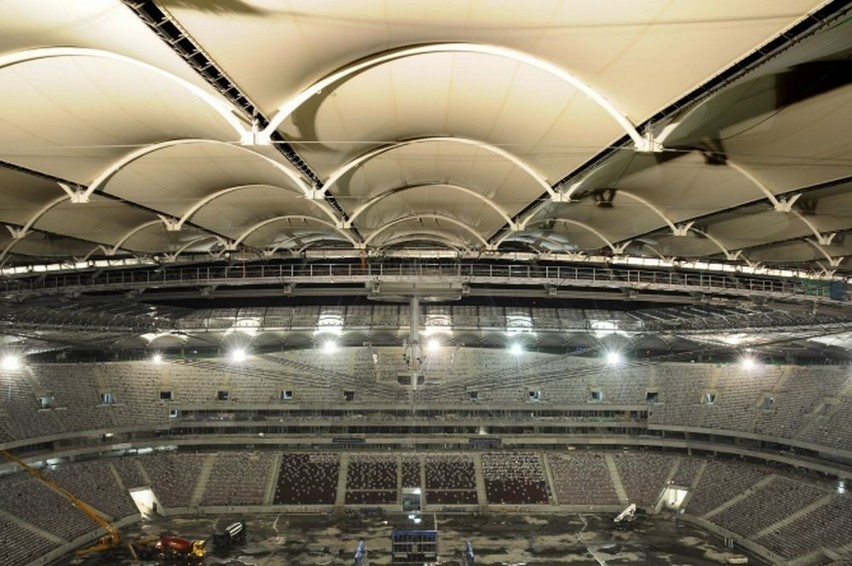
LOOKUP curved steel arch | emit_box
[362,214,489,247]
[109,220,164,255]
[264,235,309,256]
[726,160,830,243]
[0,195,71,262]
[502,233,585,256]
[232,215,358,248]
[174,183,306,229]
[689,228,742,261]
[615,190,694,236]
[294,235,355,254]
[261,43,649,150]
[0,47,249,139]
[612,191,754,255]
[319,136,554,201]
[346,182,515,228]
[84,138,322,210]
[376,229,472,252]
[497,217,629,254]
[263,230,349,256]
[75,244,111,263]
[804,238,844,269]
[166,235,228,261]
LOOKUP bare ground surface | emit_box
[58,512,766,565]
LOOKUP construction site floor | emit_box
[55,511,766,565]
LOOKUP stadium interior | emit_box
[2,1,852,565]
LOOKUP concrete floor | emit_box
[60,512,766,565]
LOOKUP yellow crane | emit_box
[0,450,122,558]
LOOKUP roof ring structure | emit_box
[726,160,830,243]
[363,214,490,248]
[231,215,358,249]
[109,219,167,255]
[319,136,554,202]
[689,228,743,261]
[162,235,229,262]
[259,43,656,152]
[377,230,472,252]
[0,195,70,263]
[0,48,250,139]
[617,190,751,258]
[346,182,515,229]
[263,235,340,257]
[172,183,307,230]
[499,218,629,254]
[503,234,587,257]
[84,138,317,207]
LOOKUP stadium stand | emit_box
[669,456,705,488]
[401,457,422,489]
[4,358,852,456]
[0,449,850,564]
[710,475,829,537]
[47,460,138,521]
[138,452,207,509]
[481,452,549,504]
[685,460,774,517]
[273,453,340,505]
[756,495,852,561]
[345,455,399,505]
[424,455,478,505]
[0,515,60,566]
[108,458,148,490]
[200,452,277,507]
[547,452,621,506]
[612,451,676,507]
[0,474,100,541]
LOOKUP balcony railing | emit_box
[0,261,839,302]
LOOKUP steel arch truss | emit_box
[0,47,250,140]
[319,135,555,204]
[259,43,657,152]
[345,182,515,229]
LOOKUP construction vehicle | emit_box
[613,503,648,530]
[156,535,207,562]
[212,520,246,549]
[130,535,206,563]
[1,450,122,557]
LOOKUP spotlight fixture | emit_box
[1,354,21,371]
[606,351,622,365]
[509,343,523,356]
[151,352,163,364]
[323,341,338,355]
[229,348,248,363]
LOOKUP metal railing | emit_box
[0,261,836,301]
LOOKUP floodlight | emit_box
[606,351,621,365]
[426,339,440,353]
[323,341,337,355]
[741,356,755,370]
[1,355,21,370]
[151,352,163,364]
[229,348,248,363]
[509,343,523,356]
